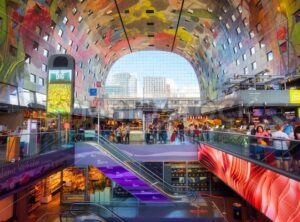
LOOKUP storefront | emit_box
[61,166,113,203]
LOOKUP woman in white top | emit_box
[272,124,290,171]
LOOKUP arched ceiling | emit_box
[56,0,240,100]
[72,0,230,68]
[1,0,299,104]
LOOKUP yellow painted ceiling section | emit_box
[122,0,167,25]
[176,27,193,42]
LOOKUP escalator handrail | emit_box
[86,135,197,200]
[96,135,193,193]
[88,141,188,200]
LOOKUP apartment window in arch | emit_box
[42,64,47,72]
[237,5,242,14]
[252,61,257,70]
[250,47,255,55]
[58,29,63,37]
[50,20,56,30]
[236,26,241,35]
[238,42,243,49]
[43,33,50,41]
[43,49,49,57]
[62,16,68,24]
[249,30,255,39]
[243,18,248,26]
[231,14,236,22]
[70,25,75,32]
[233,46,238,54]
[30,74,36,83]
[244,67,249,75]
[57,43,62,51]
[35,26,42,35]
[256,23,262,33]
[267,51,273,61]
[25,54,31,64]
[243,54,247,61]
[33,41,39,51]
[38,77,44,86]
[259,39,265,48]
[72,7,77,15]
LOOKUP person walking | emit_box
[178,121,185,143]
[115,126,121,144]
[272,124,291,171]
[125,124,130,144]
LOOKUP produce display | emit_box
[47,84,72,113]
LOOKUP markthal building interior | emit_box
[1,0,300,221]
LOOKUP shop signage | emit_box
[290,90,300,104]
[47,69,73,113]
[96,81,101,88]
[89,88,97,96]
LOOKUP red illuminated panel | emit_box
[198,143,300,222]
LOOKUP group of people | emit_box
[187,123,211,144]
[145,122,169,144]
[248,119,300,173]
[107,124,131,144]
[144,121,188,144]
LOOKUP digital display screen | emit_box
[290,90,300,104]
[47,69,73,113]
[198,143,300,222]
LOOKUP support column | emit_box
[15,189,28,221]
[40,178,52,204]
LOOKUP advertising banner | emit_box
[47,69,73,113]
[290,89,300,104]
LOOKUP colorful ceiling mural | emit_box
[0,0,300,107]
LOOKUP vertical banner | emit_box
[47,55,75,114]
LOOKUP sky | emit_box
[107,51,200,97]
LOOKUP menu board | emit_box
[47,69,73,113]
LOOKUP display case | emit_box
[48,172,61,194]
[164,162,186,191]
[163,161,227,194]
[62,167,86,202]
[188,161,209,192]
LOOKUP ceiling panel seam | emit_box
[114,0,132,52]
[171,0,185,52]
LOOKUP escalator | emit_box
[75,136,196,203]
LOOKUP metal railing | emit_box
[0,130,75,167]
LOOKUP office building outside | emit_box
[105,73,137,98]
[143,77,168,98]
